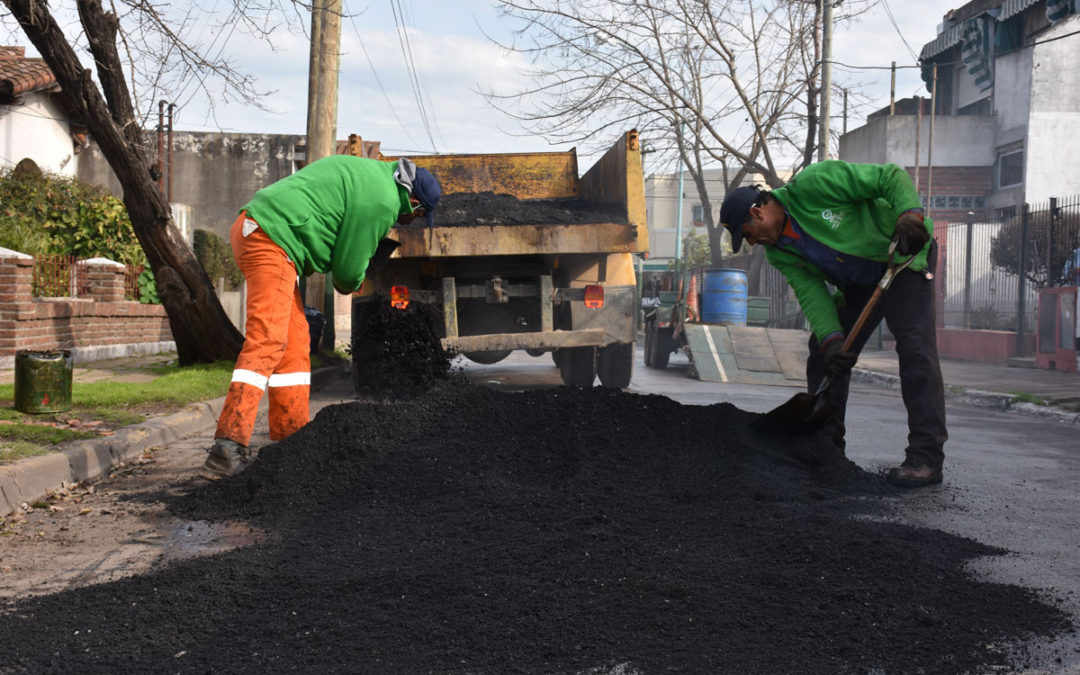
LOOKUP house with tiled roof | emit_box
[0,46,85,176]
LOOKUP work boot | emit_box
[200,439,252,480]
[886,461,943,488]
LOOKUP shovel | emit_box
[749,239,917,435]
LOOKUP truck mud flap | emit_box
[569,285,636,344]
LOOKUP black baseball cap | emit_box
[719,185,762,253]
[411,167,441,226]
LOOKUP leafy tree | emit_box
[668,228,711,270]
[193,229,243,290]
[989,207,1080,288]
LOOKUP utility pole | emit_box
[305,0,342,350]
[818,0,833,162]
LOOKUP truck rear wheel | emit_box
[558,346,596,387]
[597,342,633,388]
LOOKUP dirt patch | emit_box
[416,191,628,227]
[0,379,1070,674]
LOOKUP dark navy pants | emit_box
[805,245,947,469]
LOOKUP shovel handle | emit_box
[839,241,917,353]
[811,283,886,397]
[840,285,886,353]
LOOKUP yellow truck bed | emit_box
[372,130,648,257]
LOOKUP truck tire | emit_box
[597,342,634,388]
[647,321,672,370]
[558,346,596,387]
[643,320,655,367]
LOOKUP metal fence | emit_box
[731,194,1080,353]
[31,254,143,301]
[941,195,1080,337]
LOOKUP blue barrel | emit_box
[702,268,748,325]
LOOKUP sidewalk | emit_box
[1,355,352,514]
[854,348,1080,418]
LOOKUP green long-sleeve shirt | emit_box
[764,160,932,342]
[242,155,413,293]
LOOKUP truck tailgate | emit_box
[388,221,639,257]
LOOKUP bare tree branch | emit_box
[486,0,872,264]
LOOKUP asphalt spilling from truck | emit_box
[0,307,1074,673]
[351,297,452,398]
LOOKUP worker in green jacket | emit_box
[720,160,946,488]
[202,155,441,479]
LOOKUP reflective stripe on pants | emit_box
[215,212,311,446]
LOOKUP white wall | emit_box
[840,114,996,167]
[1024,15,1080,202]
[644,173,680,264]
[994,49,1033,135]
[0,92,75,176]
[644,167,757,263]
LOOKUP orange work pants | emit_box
[215,212,311,447]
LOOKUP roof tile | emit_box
[0,46,58,97]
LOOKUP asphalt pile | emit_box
[425,191,628,227]
[0,379,1070,674]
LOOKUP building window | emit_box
[691,203,704,226]
[998,150,1023,188]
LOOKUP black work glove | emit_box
[820,337,857,377]
[895,211,930,256]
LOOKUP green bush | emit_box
[0,164,146,268]
[138,267,161,304]
[193,228,243,290]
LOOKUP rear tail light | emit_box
[390,285,410,310]
[583,284,604,309]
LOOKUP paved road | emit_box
[463,348,1080,670]
[3,348,1078,670]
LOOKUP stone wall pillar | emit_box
[78,258,127,302]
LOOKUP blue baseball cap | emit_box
[719,185,762,253]
[411,167,441,226]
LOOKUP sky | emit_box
[17,0,963,169]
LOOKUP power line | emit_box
[343,0,420,149]
[389,0,437,153]
[879,0,920,63]
[828,27,1080,72]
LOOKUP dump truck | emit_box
[350,130,648,388]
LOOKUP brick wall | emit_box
[907,165,996,225]
[0,256,172,361]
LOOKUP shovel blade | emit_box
[749,391,836,435]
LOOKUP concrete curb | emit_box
[1,365,347,516]
[851,368,1080,424]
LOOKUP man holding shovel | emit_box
[720,161,946,488]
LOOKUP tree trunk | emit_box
[5,0,244,365]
